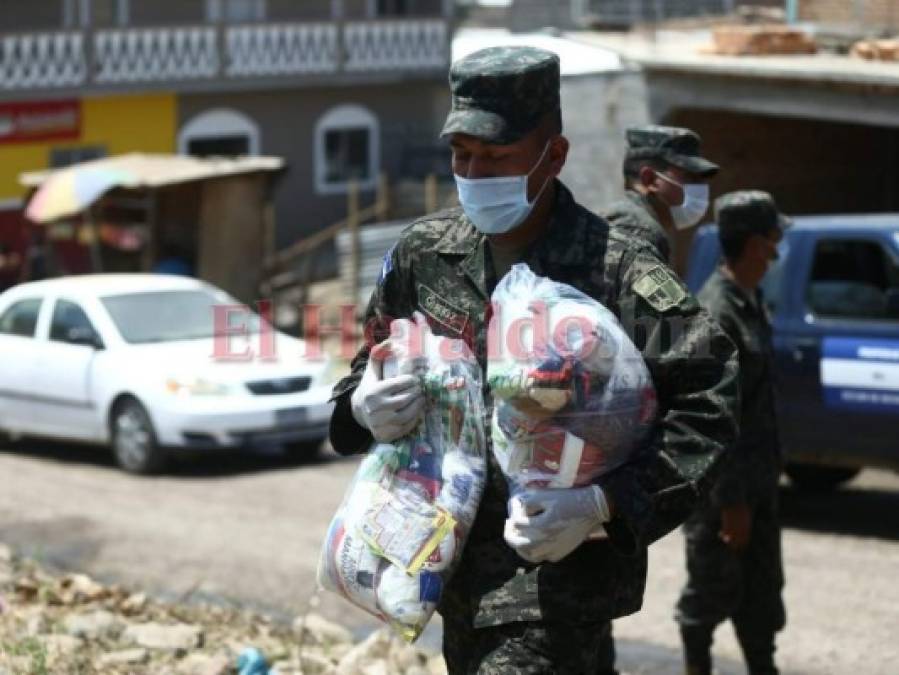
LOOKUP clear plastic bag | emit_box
[488,264,657,492]
[318,315,487,642]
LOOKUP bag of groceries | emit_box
[318,314,487,642]
[488,264,657,493]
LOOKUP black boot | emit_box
[735,627,779,675]
[680,624,713,675]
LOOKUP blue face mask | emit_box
[454,142,553,235]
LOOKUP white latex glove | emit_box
[504,485,611,563]
[350,342,424,442]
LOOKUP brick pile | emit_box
[704,24,818,55]
[850,38,899,60]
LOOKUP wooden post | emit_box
[142,191,157,272]
[347,179,360,309]
[424,173,438,214]
[376,173,390,222]
[263,200,276,263]
[85,207,103,273]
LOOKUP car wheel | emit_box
[0,428,18,448]
[111,399,166,474]
[785,463,860,492]
[285,439,323,461]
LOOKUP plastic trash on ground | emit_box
[318,314,487,642]
[488,263,657,493]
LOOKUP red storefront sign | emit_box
[0,100,81,145]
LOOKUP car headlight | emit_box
[165,377,231,396]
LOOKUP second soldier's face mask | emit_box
[656,172,710,230]
[454,141,553,235]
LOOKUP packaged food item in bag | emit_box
[488,264,657,492]
[318,314,486,642]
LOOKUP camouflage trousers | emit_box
[442,614,618,674]
[675,494,785,675]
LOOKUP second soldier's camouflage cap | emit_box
[626,125,719,177]
[715,190,792,236]
[440,46,561,145]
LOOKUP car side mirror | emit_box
[886,288,899,318]
[67,326,103,350]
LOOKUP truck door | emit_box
[775,232,899,471]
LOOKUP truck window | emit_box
[806,239,899,321]
[760,239,789,314]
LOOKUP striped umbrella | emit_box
[25,164,138,223]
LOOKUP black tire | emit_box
[285,438,323,461]
[785,463,860,492]
[111,398,166,474]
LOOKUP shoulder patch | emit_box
[633,265,688,312]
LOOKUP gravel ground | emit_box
[0,440,896,674]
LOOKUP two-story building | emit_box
[0,0,454,264]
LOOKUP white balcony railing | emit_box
[0,19,448,92]
[344,19,448,72]
[226,23,339,77]
[0,32,86,89]
[95,27,219,83]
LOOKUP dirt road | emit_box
[0,441,896,674]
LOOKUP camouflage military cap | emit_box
[626,125,719,178]
[715,190,792,236]
[440,46,561,144]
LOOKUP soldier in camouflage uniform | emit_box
[604,126,719,265]
[676,191,788,675]
[329,47,740,674]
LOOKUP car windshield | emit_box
[101,289,265,344]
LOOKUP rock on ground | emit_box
[63,609,124,640]
[122,621,204,652]
[96,648,150,667]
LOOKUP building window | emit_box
[207,0,267,22]
[315,105,379,194]
[50,145,107,168]
[374,0,410,16]
[90,0,130,27]
[179,109,260,157]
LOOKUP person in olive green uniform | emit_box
[676,191,788,675]
[329,47,740,674]
[604,126,719,264]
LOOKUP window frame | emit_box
[179,108,260,157]
[48,298,104,348]
[803,235,899,325]
[314,104,380,195]
[0,297,44,339]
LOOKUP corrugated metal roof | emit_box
[19,153,285,190]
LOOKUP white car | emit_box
[0,274,338,473]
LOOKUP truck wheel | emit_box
[111,398,167,474]
[785,463,860,492]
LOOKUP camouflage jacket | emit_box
[603,190,672,263]
[698,269,782,506]
[329,182,739,627]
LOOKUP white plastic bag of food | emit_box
[488,263,657,493]
[318,314,486,642]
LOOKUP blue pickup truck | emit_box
[686,215,899,490]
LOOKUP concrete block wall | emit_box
[799,0,899,29]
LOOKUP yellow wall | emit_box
[0,93,176,201]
